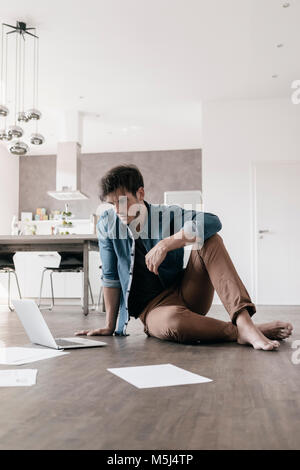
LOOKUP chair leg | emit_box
[49,271,55,311]
[80,273,94,310]
[12,270,22,299]
[8,270,14,312]
[38,268,50,309]
[80,271,84,308]
[88,280,95,310]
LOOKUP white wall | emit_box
[0,145,19,235]
[202,98,300,304]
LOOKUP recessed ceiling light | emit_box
[272,74,279,78]
[282,2,290,7]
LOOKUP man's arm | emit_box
[102,287,121,331]
[145,228,195,275]
[75,212,121,336]
[145,209,222,275]
[75,286,120,336]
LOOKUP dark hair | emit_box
[99,164,144,201]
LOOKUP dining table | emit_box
[0,234,99,314]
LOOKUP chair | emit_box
[38,252,95,311]
[0,253,22,311]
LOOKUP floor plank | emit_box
[0,304,299,450]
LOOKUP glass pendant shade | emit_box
[8,125,24,138]
[17,111,29,122]
[30,132,44,145]
[0,129,7,140]
[0,105,9,117]
[0,129,12,141]
[9,140,29,155]
[2,22,43,155]
[26,108,42,120]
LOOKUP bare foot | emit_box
[236,310,280,351]
[257,321,293,340]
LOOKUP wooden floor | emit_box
[0,303,299,450]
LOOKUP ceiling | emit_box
[1,0,299,155]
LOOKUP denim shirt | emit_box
[97,200,222,336]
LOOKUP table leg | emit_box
[83,241,89,315]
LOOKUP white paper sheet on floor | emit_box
[0,369,38,387]
[107,363,213,389]
[0,347,68,365]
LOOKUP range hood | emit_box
[48,141,88,201]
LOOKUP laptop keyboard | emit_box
[55,339,82,347]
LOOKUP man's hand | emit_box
[145,241,168,275]
[74,327,114,336]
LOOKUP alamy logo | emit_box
[291,80,300,104]
[97,198,205,244]
[291,340,300,365]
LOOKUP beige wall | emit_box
[19,149,202,218]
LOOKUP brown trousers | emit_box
[139,234,256,344]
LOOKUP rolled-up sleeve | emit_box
[180,207,222,242]
[97,216,121,289]
[202,212,222,240]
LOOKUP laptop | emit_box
[12,299,107,350]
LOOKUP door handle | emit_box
[258,230,270,234]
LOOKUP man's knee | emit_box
[148,307,186,341]
[199,233,223,258]
[164,308,185,329]
[160,308,190,342]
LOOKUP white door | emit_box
[255,161,300,304]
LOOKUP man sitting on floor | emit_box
[75,164,293,350]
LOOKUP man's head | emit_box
[99,164,146,225]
